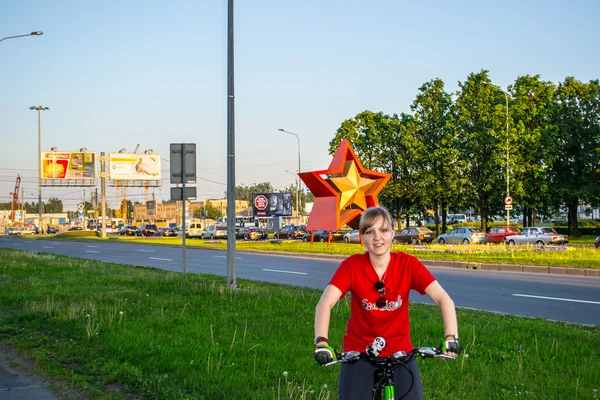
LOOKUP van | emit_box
[187,221,205,239]
[447,214,468,224]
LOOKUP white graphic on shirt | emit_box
[362,295,403,311]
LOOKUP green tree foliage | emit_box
[509,75,557,226]
[551,77,600,235]
[455,71,507,231]
[193,201,222,220]
[410,78,465,234]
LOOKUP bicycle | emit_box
[324,341,455,400]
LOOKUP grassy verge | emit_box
[0,249,598,399]
[36,231,600,269]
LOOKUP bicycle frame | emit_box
[327,347,454,400]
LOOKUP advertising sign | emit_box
[252,192,293,217]
[41,151,96,179]
[109,153,161,180]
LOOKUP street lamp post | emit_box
[30,106,49,232]
[0,31,43,43]
[278,128,302,215]
[503,90,510,228]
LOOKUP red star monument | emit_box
[299,139,391,230]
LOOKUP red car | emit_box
[487,226,521,243]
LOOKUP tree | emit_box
[410,78,465,234]
[192,201,223,220]
[550,77,600,236]
[44,197,64,213]
[455,70,507,231]
[509,75,557,227]
[377,113,428,227]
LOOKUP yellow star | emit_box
[329,160,377,210]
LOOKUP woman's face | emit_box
[269,195,278,206]
[362,215,394,257]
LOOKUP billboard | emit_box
[109,153,161,180]
[41,151,96,179]
[252,192,293,217]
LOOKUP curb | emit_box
[419,259,600,277]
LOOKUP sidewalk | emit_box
[0,349,60,400]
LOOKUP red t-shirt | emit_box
[329,251,436,356]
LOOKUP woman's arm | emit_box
[314,284,343,345]
[424,280,458,338]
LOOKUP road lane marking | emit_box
[42,246,53,249]
[86,245,99,248]
[85,250,100,254]
[513,294,600,305]
[214,255,242,260]
[262,268,307,275]
[149,257,172,261]
[137,249,154,252]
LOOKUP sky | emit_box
[1,0,599,211]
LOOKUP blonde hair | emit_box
[359,206,393,234]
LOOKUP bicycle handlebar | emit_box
[324,346,455,367]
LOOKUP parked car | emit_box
[303,230,344,243]
[343,229,361,243]
[437,227,488,245]
[595,236,600,249]
[393,227,435,244]
[6,227,19,235]
[505,227,568,246]
[68,226,84,231]
[157,227,177,237]
[201,224,227,240]
[118,225,137,236]
[137,224,158,237]
[46,226,58,234]
[275,224,307,239]
[487,226,521,243]
[239,226,268,240]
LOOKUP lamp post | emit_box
[0,31,43,43]
[285,169,300,217]
[502,89,510,228]
[278,128,302,215]
[30,106,49,232]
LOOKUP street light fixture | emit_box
[278,128,302,215]
[30,105,49,232]
[0,31,43,43]
[483,82,510,227]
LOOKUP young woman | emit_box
[314,206,461,400]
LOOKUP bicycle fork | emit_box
[374,369,395,400]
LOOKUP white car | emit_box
[505,227,568,246]
[343,229,361,243]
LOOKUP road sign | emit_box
[504,196,513,205]
[170,143,196,184]
[170,186,197,201]
[254,194,268,210]
[78,203,84,211]
[505,204,513,210]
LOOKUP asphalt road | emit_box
[1,237,599,326]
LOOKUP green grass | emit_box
[0,249,599,399]
[65,235,600,269]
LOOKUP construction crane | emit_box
[9,175,21,226]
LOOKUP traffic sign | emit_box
[504,196,513,205]
[254,194,268,210]
[78,203,84,211]
[505,204,513,210]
